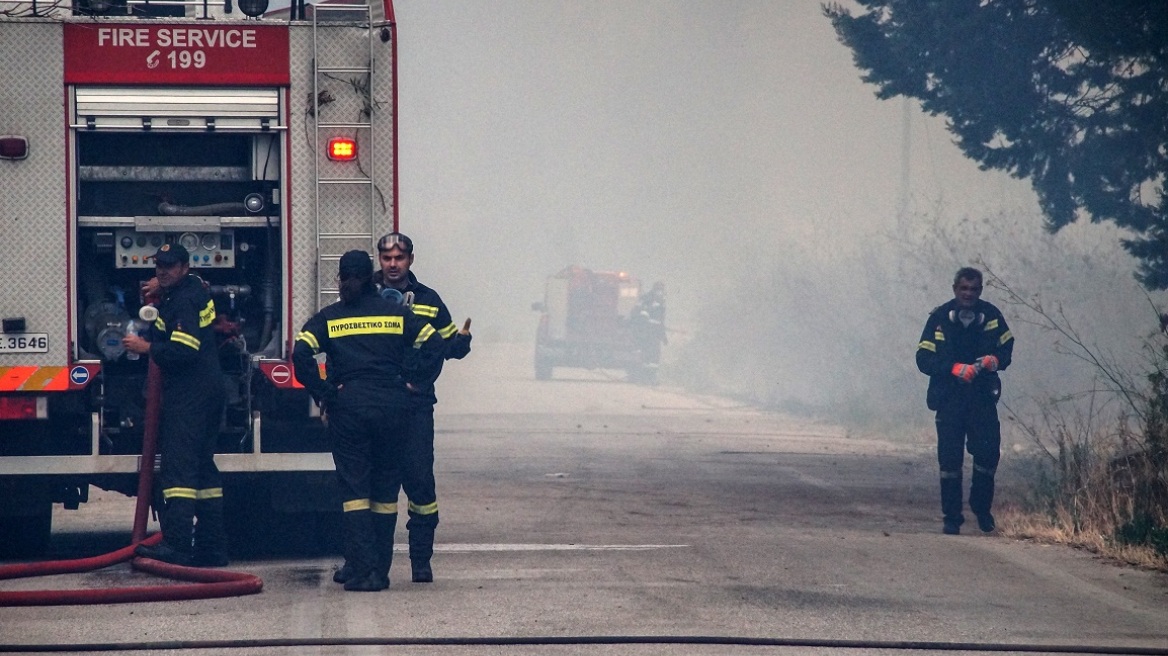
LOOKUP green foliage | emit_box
[1123,343,1168,552]
[1143,343,1168,454]
[1116,514,1168,557]
[824,0,1168,288]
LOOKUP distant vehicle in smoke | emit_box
[531,266,661,384]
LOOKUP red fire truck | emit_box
[0,0,398,557]
[532,266,657,383]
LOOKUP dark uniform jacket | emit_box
[916,298,1014,411]
[150,274,221,390]
[292,291,444,410]
[374,270,471,405]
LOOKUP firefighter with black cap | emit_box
[374,231,471,583]
[124,242,229,567]
[293,250,445,591]
[916,266,1015,536]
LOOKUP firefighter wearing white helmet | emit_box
[373,232,471,583]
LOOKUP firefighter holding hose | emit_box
[124,243,229,567]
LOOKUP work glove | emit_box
[951,363,978,383]
[978,355,999,372]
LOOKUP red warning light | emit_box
[327,137,357,161]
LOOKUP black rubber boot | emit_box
[136,497,196,565]
[408,525,435,583]
[940,472,964,535]
[344,570,388,592]
[192,497,229,567]
[333,562,356,584]
[970,465,996,533]
[134,541,195,566]
[411,559,433,583]
[372,512,397,589]
[975,512,996,533]
[340,509,376,590]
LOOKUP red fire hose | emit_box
[0,360,263,606]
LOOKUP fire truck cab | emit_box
[531,266,657,384]
[0,0,397,557]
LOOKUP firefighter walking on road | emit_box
[125,243,229,567]
[916,267,1015,536]
[374,232,471,583]
[293,250,444,591]
[631,281,667,383]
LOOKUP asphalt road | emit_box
[1,342,1166,656]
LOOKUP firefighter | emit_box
[373,232,471,583]
[915,267,1015,535]
[631,281,667,381]
[125,243,228,567]
[293,250,444,591]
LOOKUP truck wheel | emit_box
[0,503,52,559]
[627,365,642,384]
[628,363,658,386]
[535,357,553,381]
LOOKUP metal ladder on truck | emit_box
[312,1,379,310]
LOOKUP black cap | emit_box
[338,250,374,280]
[153,243,190,267]
[376,232,413,254]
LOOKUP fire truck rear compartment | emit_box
[2,123,336,554]
[74,130,286,458]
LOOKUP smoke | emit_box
[674,204,1164,432]
[389,1,1164,429]
[393,3,1017,328]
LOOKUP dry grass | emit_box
[997,502,1168,573]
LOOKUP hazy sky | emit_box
[388,1,1039,341]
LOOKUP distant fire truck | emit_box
[532,266,658,384]
[0,0,398,557]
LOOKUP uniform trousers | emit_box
[157,378,226,554]
[398,405,439,564]
[935,394,1001,523]
[329,392,409,577]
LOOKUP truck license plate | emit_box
[0,333,49,353]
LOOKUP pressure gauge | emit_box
[201,233,219,251]
[179,232,200,251]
